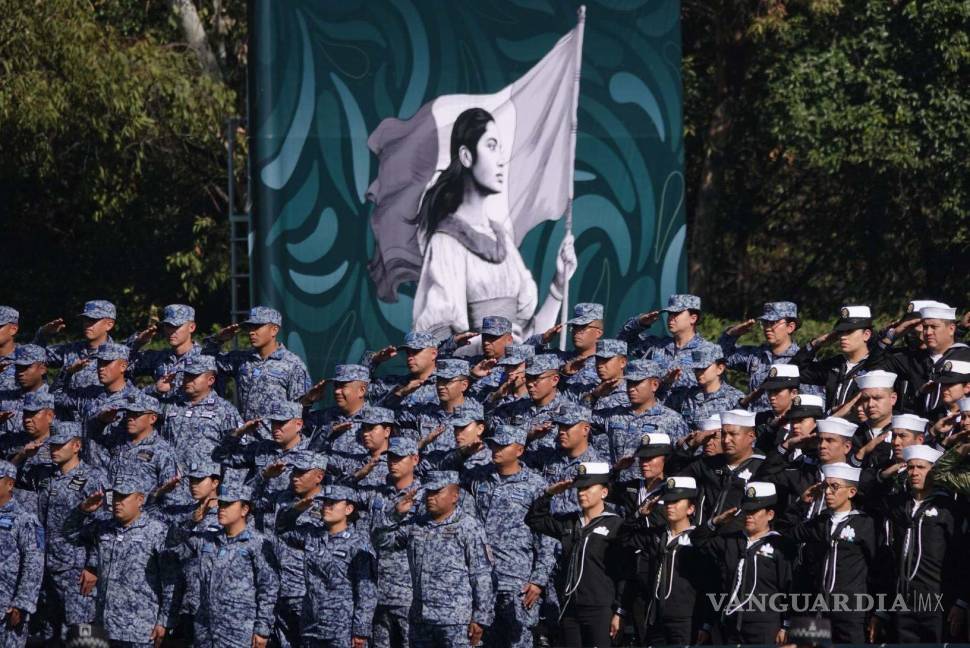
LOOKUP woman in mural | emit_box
[411,107,577,341]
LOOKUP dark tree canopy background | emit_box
[2,0,968,337]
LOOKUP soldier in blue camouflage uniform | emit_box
[0,459,44,648]
[1,392,57,514]
[369,437,424,648]
[307,364,370,458]
[717,301,823,411]
[204,306,311,423]
[458,316,515,404]
[374,470,495,648]
[483,344,535,413]
[674,343,744,420]
[327,406,391,519]
[0,344,50,437]
[33,300,121,410]
[397,360,477,456]
[67,468,176,647]
[580,339,632,457]
[277,484,377,648]
[34,421,108,642]
[185,481,279,648]
[127,304,204,403]
[618,294,709,405]
[74,343,141,470]
[419,400,491,476]
[366,331,440,415]
[0,307,20,397]
[160,354,242,469]
[465,425,555,648]
[492,355,567,453]
[540,304,604,398]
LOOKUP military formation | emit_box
[1,295,970,647]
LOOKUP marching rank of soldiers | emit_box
[1,296,970,647]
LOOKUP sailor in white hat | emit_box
[852,370,899,469]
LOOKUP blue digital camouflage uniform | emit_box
[586,382,631,460]
[367,331,440,415]
[0,345,50,437]
[471,344,535,413]
[306,364,371,456]
[126,305,203,402]
[668,343,744,418]
[491,355,567,453]
[0,307,19,397]
[75,381,142,471]
[185,482,280,648]
[67,470,176,646]
[34,423,108,639]
[0,460,44,648]
[374,472,495,647]
[545,304,607,399]
[0,392,58,512]
[278,485,377,646]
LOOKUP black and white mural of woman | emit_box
[411,107,577,340]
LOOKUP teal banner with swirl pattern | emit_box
[249,0,685,378]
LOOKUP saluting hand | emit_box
[66,358,91,376]
[637,310,661,327]
[726,318,757,337]
[711,507,738,527]
[541,323,563,345]
[371,345,398,366]
[212,323,240,343]
[810,331,836,348]
[638,494,662,518]
[79,491,104,513]
[471,358,497,379]
[133,323,158,348]
[395,488,417,515]
[0,412,13,423]
[417,424,446,451]
[154,373,176,394]
[298,379,328,406]
[261,462,286,479]
[453,331,478,348]
[545,480,573,497]
[799,482,825,504]
[233,418,263,438]
[38,318,66,337]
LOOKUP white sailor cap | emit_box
[959,397,970,413]
[816,417,857,438]
[902,445,943,464]
[908,299,945,313]
[573,462,612,487]
[740,481,777,511]
[663,476,699,501]
[698,414,722,431]
[841,305,871,319]
[821,462,862,483]
[891,413,929,433]
[720,409,756,427]
[919,304,957,320]
[761,363,800,389]
[794,394,825,408]
[855,370,898,390]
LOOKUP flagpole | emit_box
[559,5,586,352]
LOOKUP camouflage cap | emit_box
[497,344,535,366]
[423,470,460,491]
[95,342,129,362]
[661,294,701,313]
[625,359,664,381]
[759,301,798,321]
[333,364,370,383]
[121,393,161,415]
[0,306,19,325]
[217,480,254,503]
[450,399,485,427]
[358,405,396,426]
[387,436,419,457]
[436,358,470,380]
[183,355,218,375]
[399,330,438,350]
[525,354,560,376]
[22,391,55,412]
[263,400,304,421]
[111,468,154,495]
[552,402,592,426]
[566,302,604,326]
[0,460,17,480]
[479,316,513,336]
[286,450,328,472]
[321,484,357,503]
[13,344,46,366]
[689,344,724,369]
[78,300,116,320]
[594,339,628,359]
[185,459,222,479]
[487,424,528,446]
[48,421,82,444]
[242,305,282,327]
[161,304,195,326]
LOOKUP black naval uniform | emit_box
[678,453,767,532]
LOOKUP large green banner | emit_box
[249,0,685,379]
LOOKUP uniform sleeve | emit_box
[528,487,558,587]
[10,514,44,613]
[35,338,69,369]
[180,537,203,615]
[789,345,832,387]
[371,509,412,551]
[525,493,570,540]
[465,523,496,626]
[253,537,281,638]
[211,435,253,468]
[149,532,178,628]
[780,515,826,545]
[718,331,756,372]
[285,357,312,403]
[351,545,378,638]
[413,234,469,337]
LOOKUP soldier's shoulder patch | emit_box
[0,515,13,529]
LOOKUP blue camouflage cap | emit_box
[552,402,592,426]
[161,304,195,326]
[566,303,604,326]
[358,405,396,426]
[121,393,161,414]
[79,300,116,320]
[263,400,304,421]
[217,481,254,503]
[525,353,560,376]
[0,306,19,325]
[387,436,419,457]
[183,355,217,375]
[95,343,129,362]
[321,484,357,503]
[185,459,222,479]
[49,421,82,444]
[450,400,485,427]
[661,294,701,313]
[625,359,664,381]
[436,359,470,380]
[333,364,370,383]
[0,460,17,480]
[479,316,513,336]
[242,305,282,327]
[287,450,328,472]
[759,301,798,321]
[111,469,154,495]
[689,344,724,369]
[13,344,46,366]
[488,424,527,446]
[399,331,437,350]
[595,339,628,359]
[497,343,535,366]
[424,470,460,491]
[22,391,55,412]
